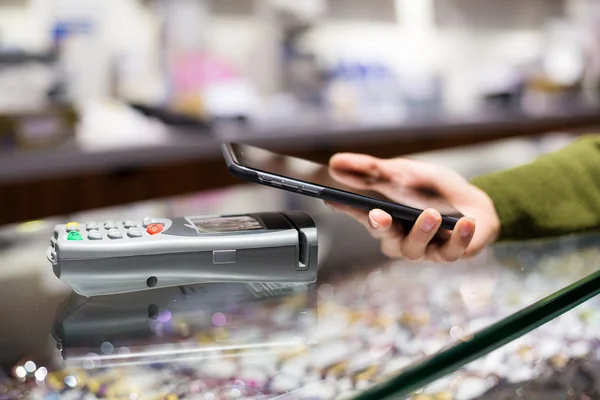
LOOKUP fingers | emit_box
[329,153,380,175]
[372,208,442,260]
[426,217,476,262]
[325,201,478,263]
[361,208,476,262]
[328,168,376,190]
[393,209,442,260]
[369,209,405,242]
[328,165,403,206]
[367,208,393,231]
[326,203,402,242]
[329,153,388,180]
[328,153,388,191]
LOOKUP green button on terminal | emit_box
[67,231,83,241]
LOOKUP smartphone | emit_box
[221,142,462,230]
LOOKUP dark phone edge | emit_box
[221,143,459,230]
[319,187,459,230]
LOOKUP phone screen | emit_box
[230,143,462,217]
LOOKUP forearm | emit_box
[471,135,600,241]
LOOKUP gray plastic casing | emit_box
[47,211,317,297]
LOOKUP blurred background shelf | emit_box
[2,0,600,224]
[1,99,599,225]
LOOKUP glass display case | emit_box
[1,185,600,400]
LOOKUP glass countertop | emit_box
[1,187,600,400]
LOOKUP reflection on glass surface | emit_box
[3,227,600,399]
[417,297,600,400]
[53,282,317,368]
[351,234,600,400]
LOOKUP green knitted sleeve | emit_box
[470,135,600,241]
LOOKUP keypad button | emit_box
[88,230,103,240]
[123,220,137,229]
[142,217,159,227]
[86,222,99,231]
[107,229,123,239]
[127,228,143,238]
[66,222,80,232]
[146,224,163,235]
[67,231,83,241]
[104,220,117,230]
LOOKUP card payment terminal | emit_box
[47,211,318,297]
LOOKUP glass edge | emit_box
[351,268,600,400]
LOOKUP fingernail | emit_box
[324,202,335,211]
[459,222,474,238]
[369,215,379,229]
[420,216,437,232]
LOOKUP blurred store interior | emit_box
[3,1,600,395]
[2,0,600,224]
[2,0,600,228]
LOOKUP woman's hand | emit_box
[326,153,501,262]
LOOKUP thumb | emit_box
[329,153,389,180]
[381,158,470,203]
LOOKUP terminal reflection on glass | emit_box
[187,215,264,233]
[54,282,317,367]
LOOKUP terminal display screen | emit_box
[187,216,264,233]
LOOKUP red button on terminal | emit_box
[146,224,163,235]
